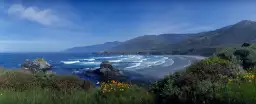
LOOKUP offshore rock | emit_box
[84,61,126,82]
[21,58,52,74]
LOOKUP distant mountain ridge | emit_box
[108,34,194,52]
[64,41,121,52]
[164,20,256,49]
[65,20,256,55]
[147,20,256,56]
[65,34,194,53]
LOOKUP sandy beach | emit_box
[130,55,206,80]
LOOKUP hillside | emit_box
[65,20,256,55]
[107,20,256,55]
[174,20,256,48]
[64,41,121,52]
[107,34,194,52]
[65,34,193,53]
[154,20,256,56]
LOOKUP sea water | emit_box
[0,53,174,75]
[1,53,198,85]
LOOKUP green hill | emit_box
[107,34,193,52]
[65,20,256,56]
[155,20,256,56]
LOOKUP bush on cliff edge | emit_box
[150,57,245,104]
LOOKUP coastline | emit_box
[131,55,206,80]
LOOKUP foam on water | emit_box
[94,67,100,69]
[82,58,95,61]
[61,60,80,64]
[123,56,170,70]
[61,55,174,71]
[69,58,95,61]
[120,55,144,63]
[163,59,174,67]
[125,63,141,69]
[79,62,101,65]
[109,60,122,63]
[95,56,114,59]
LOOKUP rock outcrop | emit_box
[21,58,52,74]
[84,61,126,82]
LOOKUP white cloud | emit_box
[7,4,63,26]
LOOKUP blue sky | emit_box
[0,0,256,52]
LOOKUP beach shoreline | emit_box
[131,55,206,80]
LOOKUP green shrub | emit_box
[213,71,256,104]
[150,57,245,104]
[214,83,256,104]
[96,85,154,104]
[0,71,38,90]
[187,57,244,79]
[234,49,250,58]
[242,43,251,47]
[0,70,93,91]
[150,72,183,104]
[216,44,256,69]
[0,69,153,104]
[51,75,93,91]
[0,85,154,104]
[0,88,94,104]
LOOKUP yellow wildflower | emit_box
[228,79,232,83]
[111,80,118,84]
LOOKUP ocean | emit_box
[0,53,197,84]
[0,53,174,74]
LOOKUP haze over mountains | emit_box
[65,20,256,55]
[65,41,121,53]
[65,34,193,52]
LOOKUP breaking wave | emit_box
[61,61,80,64]
[61,55,173,70]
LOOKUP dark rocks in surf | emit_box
[100,61,113,69]
[21,58,52,74]
[84,61,126,82]
[99,61,122,75]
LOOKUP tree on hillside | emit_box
[242,43,251,47]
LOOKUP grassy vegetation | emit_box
[149,43,256,104]
[0,86,153,104]
[216,43,256,69]
[150,57,241,104]
[3,43,256,104]
[0,69,153,104]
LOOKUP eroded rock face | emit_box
[84,61,125,82]
[21,58,52,74]
[100,61,114,69]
